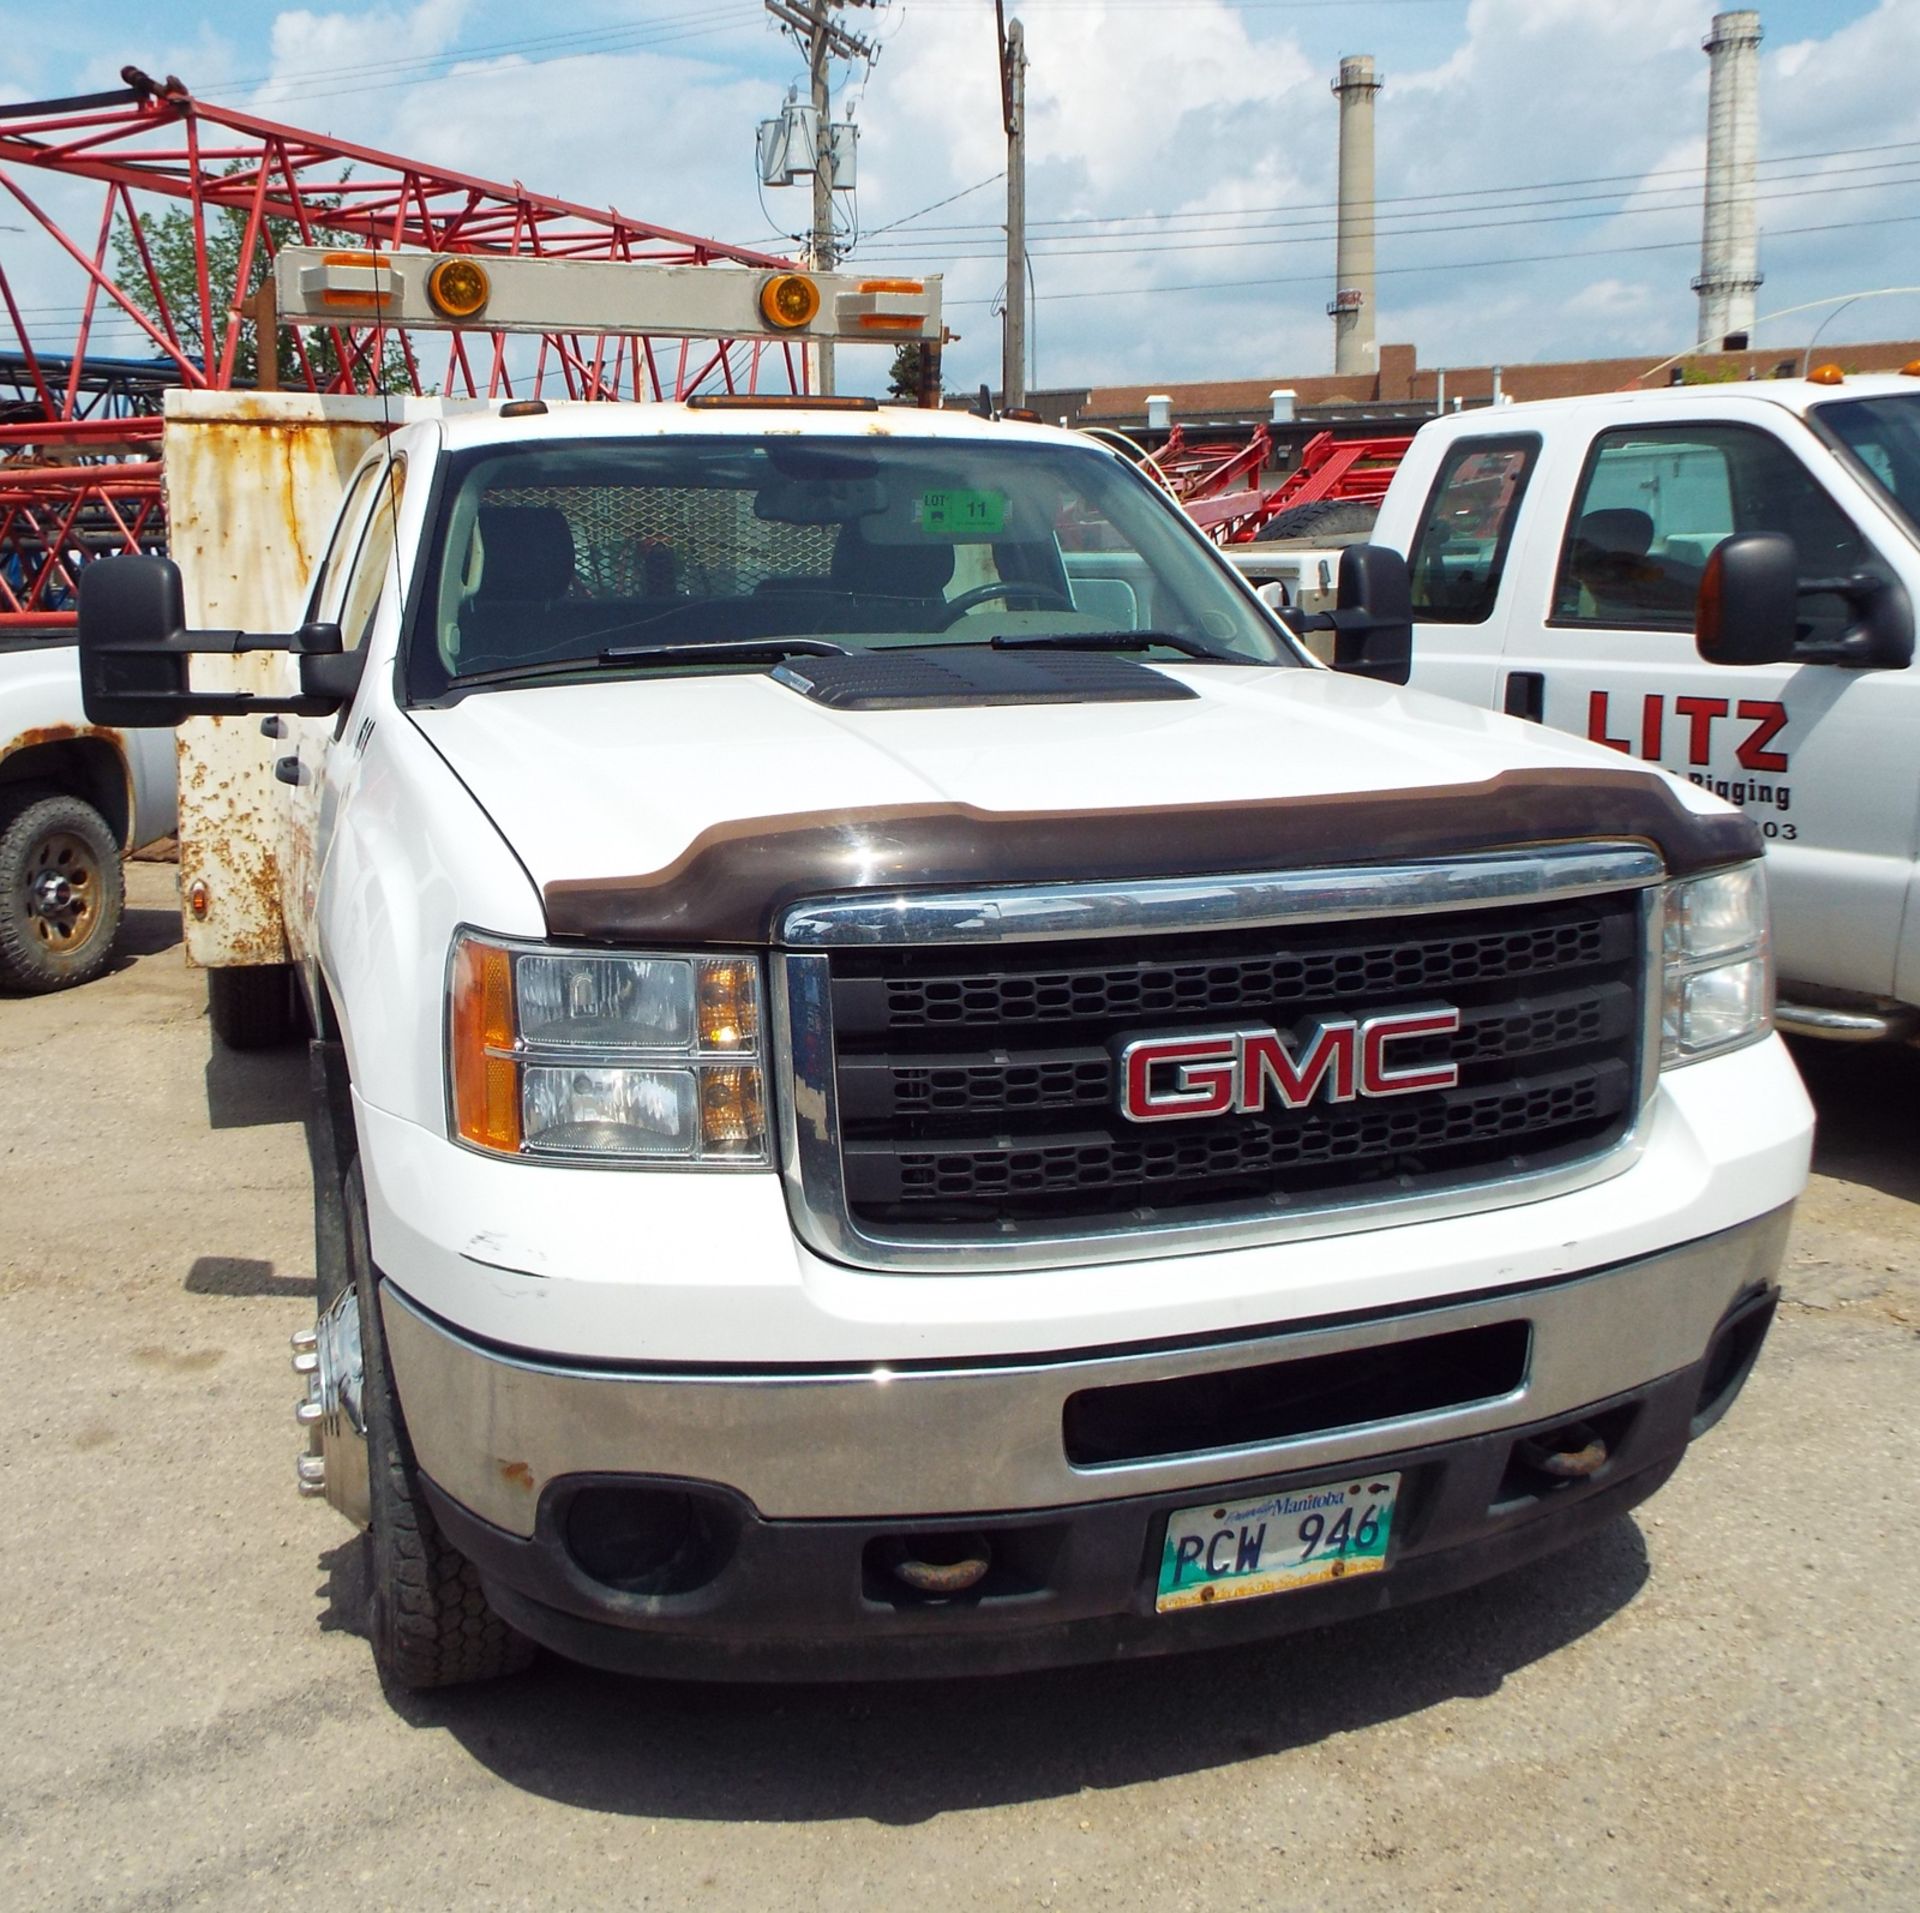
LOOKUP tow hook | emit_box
[886,1534,994,1597]
[1516,1421,1609,1481]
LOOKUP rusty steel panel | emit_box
[166,391,392,968]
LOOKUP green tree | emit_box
[110,172,412,393]
[887,340,943,404]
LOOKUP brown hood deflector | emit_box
[542,768,1761,946]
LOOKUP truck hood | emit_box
[408,662,1726,905]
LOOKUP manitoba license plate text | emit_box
[1156,1474,1401,1612]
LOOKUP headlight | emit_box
[1661,862,1772,1066]
[448,934,768,1165]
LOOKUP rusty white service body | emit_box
[156,389,1808,1680]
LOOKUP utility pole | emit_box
[765,0,876,394]
[996,4,1027,408]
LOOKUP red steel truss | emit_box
[0,70,800,625]
[1179,428,1414,544]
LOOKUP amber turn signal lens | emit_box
[699,1066,766,1154]
[759,272,820,330]
[450,936,521,1153]
[697,958,759,1051]
[427,256,491,321]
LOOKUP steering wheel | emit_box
[933,581,1073,628]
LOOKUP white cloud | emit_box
[4,0,1914,396]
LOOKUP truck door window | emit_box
[1405,436,1539,623]
[305,461,379,624]
[334,457,407,652]
[1552,424,1884,642]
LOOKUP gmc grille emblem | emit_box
[1117,1009,1462,1123]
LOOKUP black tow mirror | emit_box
[1696,532,1915,670]
[79,555,351,727]
[1696,534,1798,666]
[1325,543,1413,684]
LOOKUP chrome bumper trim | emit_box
[1776,998,1919,1044]
[776,845,1663,948]
[382,1205,1791,1538]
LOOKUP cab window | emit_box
[333,457,407,652]
[1406,436,1539,623]
[305,461,379,624]
[1551,424,1881,643]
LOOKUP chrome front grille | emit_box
[774,847,1664,1273]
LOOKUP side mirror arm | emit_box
[1791,572,1915,669]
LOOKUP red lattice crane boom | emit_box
[0,70,802,626]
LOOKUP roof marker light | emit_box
[426,257,490,321]
[1808,363,1845,386]
[759,272,821,330]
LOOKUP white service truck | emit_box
[0,633,175,989]
[1376,371,1920,1044]
[78,251,1809,1688]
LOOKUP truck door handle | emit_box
[259,715,286,738]
[273,756,307,786]
[1503,672,1544,722]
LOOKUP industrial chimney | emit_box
[1694,11,1764,350]
[1329,54,1380,377]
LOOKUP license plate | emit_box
[1156,1473,1401,1613]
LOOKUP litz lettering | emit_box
[1119,1009,1461,1124]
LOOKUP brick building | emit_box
[1016,338,1920,433]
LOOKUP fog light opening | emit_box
[563,1484,729,1596]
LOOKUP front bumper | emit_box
[384,1207,1790,1680]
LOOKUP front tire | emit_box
[347,1161,535,1690]
[0,789,125,992]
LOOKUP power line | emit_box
[210,5,765,95]
[235,7,772,105]
[942,211,1920,307]
[862,141,1920,244]
[860,172,1005,240]
[856,168,1920,264]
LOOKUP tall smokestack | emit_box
[1694,11,1764,349]
[1329,53,1380,377]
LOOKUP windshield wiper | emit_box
[600,637,851,665]
[984,630,1267,664]
[448,636,850,690]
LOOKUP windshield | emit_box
[1811,393,1920,542]
[407,433,1288,698]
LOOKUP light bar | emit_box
[274,248,942,344]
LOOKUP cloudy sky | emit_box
[1,0,1915,396]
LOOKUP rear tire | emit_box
[0,789,125,993]
[207,962,297,1049]
[348,1161,535,1691]
[1253,498,1382,544]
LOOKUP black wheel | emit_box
[1253,498,1382,544]
[207,962,298,1049]
[347,1161,535,1690]
[0,789,125,993]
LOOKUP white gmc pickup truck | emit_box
[1377,371,1920,1045]
[81,384,1809,1689]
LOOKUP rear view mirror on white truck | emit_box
[1696,528,1913,671]
[77,553,359,728]
[1267,542,1415,683]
